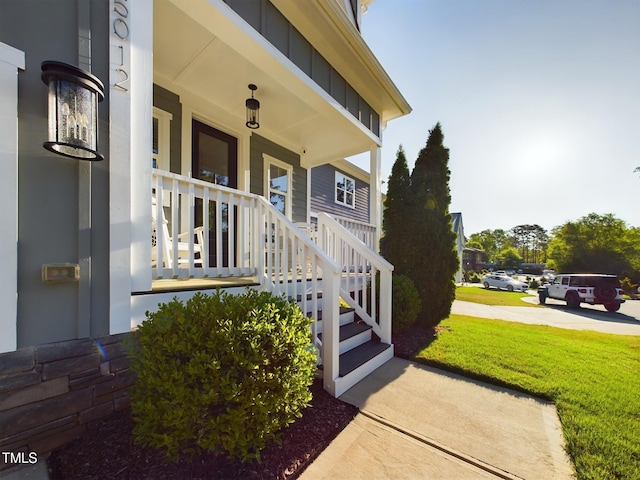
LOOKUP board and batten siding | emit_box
[249,133,307,223]
[1,0,111,348]
[310,164,369,224]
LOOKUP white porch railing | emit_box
[151,170,344,395]
[317,213,393,347]
[332,215,377,251]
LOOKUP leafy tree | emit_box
[381,146,412,276]
[497,247,522,268]
[468,229,510,263]
[509,224,548,263]
[465,240,484,250]
[406,123,458,327]
[547,213,640,282]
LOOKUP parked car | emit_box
[538,274,625,312]
[482,274,530,292]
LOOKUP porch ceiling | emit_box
[155,0,381,167]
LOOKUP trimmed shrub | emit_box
[392,275,422,333]
[127,289,316,462]
[620,277,639,296]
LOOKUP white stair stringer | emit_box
[332,344,394,398]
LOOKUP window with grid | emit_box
[335,172,355,208]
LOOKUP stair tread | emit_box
[312,306,355,321]
[339,341,391,377]
[318,322,371,342]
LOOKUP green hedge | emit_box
[392,274,422,333]
[127,289,317,462]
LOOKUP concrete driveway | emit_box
[451,294,640,336]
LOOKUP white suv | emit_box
[538,274,625,312]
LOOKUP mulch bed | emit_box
[48,325,434,479]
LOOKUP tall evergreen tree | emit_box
[381,146,412,275]
[408,123,458,326]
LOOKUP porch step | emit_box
[318,321,371,343]
[313,306,355,323]
[318,320,372,354]
[338,340,392,378]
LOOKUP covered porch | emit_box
[133,168,393,397]
[120,0,409,396]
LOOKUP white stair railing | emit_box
[332,215,377,251]
[256,196,342,396]
[317,213,393,346]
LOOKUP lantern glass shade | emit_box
[246,97,260,129]
[245,84,260,129]
[42,61,105,161]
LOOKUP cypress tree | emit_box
[381,146,412,275]
[408,123,458,326]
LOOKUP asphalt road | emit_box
[451,293,640,336]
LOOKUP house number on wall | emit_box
[112,0,129,92]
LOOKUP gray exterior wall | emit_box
[0,0,111,347]
[153,84,183,174]
[223,0,380,136]
[250,134,307,223]
[310,164,370,224]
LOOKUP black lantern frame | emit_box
[41,61,105,161]
[245,84,260,129]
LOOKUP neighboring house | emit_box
[463,248,486,273]
[451,213,465,283]
[0,0,410,464]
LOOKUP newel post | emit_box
[379,266,393,345]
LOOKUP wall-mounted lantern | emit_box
[245,84,260,129]
[41,61,105,161]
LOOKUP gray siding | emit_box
[1,0,111,347]
[153,84,182,174]
[310,164,369,224]
[250,134,307,223]
[223,0,380,137]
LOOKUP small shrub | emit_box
[620,277,639,296]
[392,275,422,333]
[127,289,316,462]
[529,278,540,289]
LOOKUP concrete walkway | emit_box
[301,357,575,480]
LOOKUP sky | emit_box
[349,0,640,237]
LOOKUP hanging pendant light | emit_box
[245,84,260,129]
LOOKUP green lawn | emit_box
[415,315,640,480]
[455,285,541,307]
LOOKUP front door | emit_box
[192,119,237,188]
[192,120,238,268]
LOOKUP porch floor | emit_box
[151,276,258,292]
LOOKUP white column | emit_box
[369,146,382,252]
[109,0,153,334]
[0,43,24,353]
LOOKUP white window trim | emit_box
[264,154,293,219]
[152,107,173,172]
[335,171,356,209]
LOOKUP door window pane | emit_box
[196,133,230,186]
